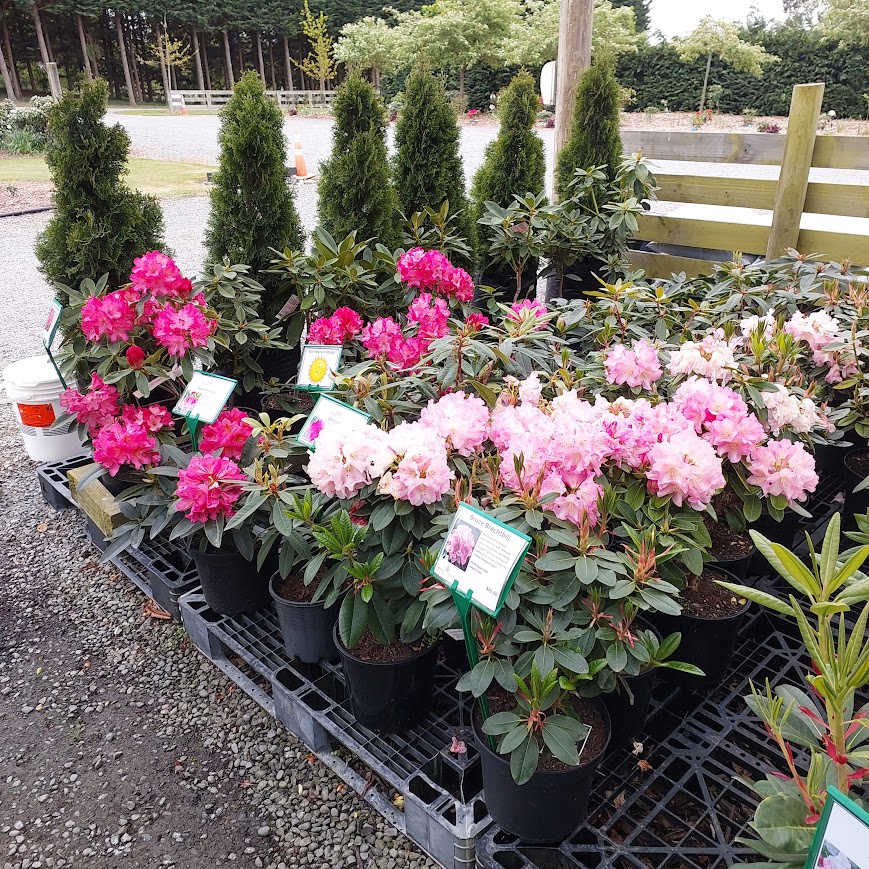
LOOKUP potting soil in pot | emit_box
[707,523,754,563]
[273,572,320,603]
[679,568,746,619]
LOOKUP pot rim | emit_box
[269,571,330,608]
[676,565,752,622]
[332,622,440,668]
[844,446,869,476]
[473,695,611,776]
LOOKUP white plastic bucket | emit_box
[2,355,84,462]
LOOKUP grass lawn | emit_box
[0,156,215,198]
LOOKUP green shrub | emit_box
[35,79,166,304]
[555,54,622,196]
[0,95,52,152]
[317,75,400,250]
[393,67,475,264]
[470,70,545,264]
[205,71,304,323]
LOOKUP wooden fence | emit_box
[169,89,337,109]
[622,83,869,279]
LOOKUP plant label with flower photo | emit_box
[297,344,343,391]
[296,394,371,450]
[806,787,869,869]
[172,371,237,424]
[432,503,531,617]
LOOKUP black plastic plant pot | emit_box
[473,698,611,843]
[649,571,750,689]
[477,259,539,305]
[544,258,605,303]
[748,511,799,576]
[101,470,143,498]
[269,573,339,664]
[602,668,657,752]
[843,448,869,530]
[189,547,270,617]
[711,547,756,582]
[441,631,471,673]
[333,625,441,733]
[813,440,850,477]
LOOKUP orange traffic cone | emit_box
[293,136,310,180]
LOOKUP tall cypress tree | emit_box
[206,70,304,317]
[555,54,623,196]
[317,74,400,249]
[35,79,165,303]
[470,70,546,259]
[393,66,475,257]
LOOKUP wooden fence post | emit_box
[45,61,62,100]
[766,82,825,259]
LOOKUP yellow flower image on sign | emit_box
[307,356,328,384]
[297,344,343,391]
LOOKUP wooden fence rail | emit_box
[169,89,336,110]
[622,83,869,279]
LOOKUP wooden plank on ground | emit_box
[626,250,717,280]
[635,213,770,255]
[654,174,777,209]
[68,463,124,537]
[622,130,785,165]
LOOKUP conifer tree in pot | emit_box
[205,71,305,386]
[36,79,166,308]
[470,70,545,300]
[317,75,400,251]
[393,66,475,268]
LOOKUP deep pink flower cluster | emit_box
[92,420,161,476]
[604,340,662,390]
[152,303,214,356]
[130,251,192,297]
[198,408,253,460]
[360,295,451,369]
[506,299,547,329]
[464,313,489,333]
[395,247,474,302]
[81,291,137,343]
[174,454,247,523]
[307,307,364,345]
[60,374,121,434]
[120,403,174,433]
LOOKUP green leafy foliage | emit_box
[205,71,304,324]
[35,79,166,306]
[317,74,400,250]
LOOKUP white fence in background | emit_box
[169,89,337,109]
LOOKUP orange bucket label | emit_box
[18,402,56,427]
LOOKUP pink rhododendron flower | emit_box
[550,479,602,528]
[81,291,136,343]
[518,372,543,407]
[308,307,363,345]
[120,403,173,433]
[199,408,253,459]
[126,345,146,369]
[60,373,121,435]
[152,303,214,356]
[174,454,247,523]
[361,317,403,359]
[130,251,186,296]
[506,299,547,327]
[307,426,393,500]
[464,313,489,333]
[408,293,450,340]
[384,425,454,505]
[604,340,662,390]
[761,385,834,435]
[746,440,818,503]
[93,421,161,476]
[667,330,737,383]
[704,413,766,463]
[396,247,451,290]
[419,392,490,456]
[646,429,725,509]
[785,311,860,383]
[333,307,363,340]
[446,525,476,568]
[672,377,748,432]
[739,312,777,340]
[439,266,475,302]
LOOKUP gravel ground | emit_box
[0,268,436,868]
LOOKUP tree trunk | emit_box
[191,28,205,91]
[222,29,234,87]
[282,35,294,91]
[1,17,22,98]
[75,14,92,80]
[202,37,211,90]
[255,30,265,82]
[156,24,172,109]
[30,3,51,68]
[26,59,35,92]
[116,14,136,105]
[130,22,143,101]
[268,41,276,90]
[0,31,14,101]
[458,66,465,101]
[101,13,118,99]
[699,49,712,113]
[236,34,243,74]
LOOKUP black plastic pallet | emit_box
[37,453,92,510]
[179,592,490,869]
[126,536,199,621]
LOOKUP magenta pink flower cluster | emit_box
[307,307,364,345]
[79,252,215,358]
[604,340,663,390]
[446,524,476,568]
[784,310,859,384]
[396,248,474,302]
[174,454,247,523]
[60,374,121,435]
[506,299,547,329]
[198,409,254,460]
[93,420,162,477]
